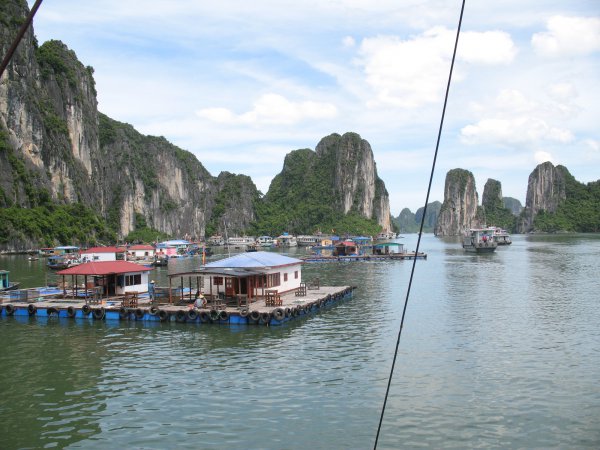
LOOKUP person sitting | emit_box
[193,291,206,308]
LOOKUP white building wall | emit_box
[116,272,150,295]
[81,252,116,262]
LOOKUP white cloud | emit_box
[534,151,556,165]
[532,15,600,57]
[459,30,517,64]
[356,28,516,109]
[196,93,338,126]
[461,117,573,146]
[342,36,356,48]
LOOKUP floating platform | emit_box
[301,252,427,262]
[0,285,354,326]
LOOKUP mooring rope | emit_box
[373,1,466,448]
[0,0,44,80]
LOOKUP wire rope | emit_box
[0,0,44,80]
[373,1,466,448]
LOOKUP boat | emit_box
[276,233,297,247]
[153,255,169,266]
[0,270,20,292]
[227,236,255,248]
[297,235,322,247]
[47,254,82,270]
[256,236,275,247]
[490,226,512,245]
[375,231,397,240]
[207,235,225,246]
[462,228,498,253]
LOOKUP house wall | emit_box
[81,252,116,262]
[131,249,155,258]
[116,272,150,295]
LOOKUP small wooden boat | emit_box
[0,270,20,292]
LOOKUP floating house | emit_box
[80,246,126,262]
[128,244,156,259]
[53,245,80,255]
[334,240,358,256]
[156,240,190,257]
[168,251,303,303]
[373,242,405,255]
[56,261,152,297]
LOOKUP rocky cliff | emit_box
[260,132,392,235]
[482,179,517,231]
[434,169,482,236]
[394,202,440,233]
[1,2,395,249]
[0,0,258,247]
[517,162,568,233]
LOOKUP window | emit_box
[294,271,298,279]
[213,276,223,286]
[266,273,280,288]
[284,273,288,282]
[125,274,141,286]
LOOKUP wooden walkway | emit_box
[0,285,355,326]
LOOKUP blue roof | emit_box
[204,251,302,269]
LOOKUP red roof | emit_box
[128,245,155,250]
[57,261,152,276]
[81,246,126,254]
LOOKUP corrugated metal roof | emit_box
[57,261,152,276]
[81,246,125,254]
[204,251,302,269]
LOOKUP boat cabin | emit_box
[373,242,405,255]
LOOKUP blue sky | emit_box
[27,1,600,214]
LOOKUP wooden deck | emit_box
[301,252,427,262]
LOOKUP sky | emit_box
[26,0,600,215]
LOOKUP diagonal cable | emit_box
[373,1,466,448]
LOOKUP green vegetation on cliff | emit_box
[533,170,600,232]
[0,203,116,247]
[251,147,382,236]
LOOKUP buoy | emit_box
[259,312,271,325]
[209,309,219,322]
[47,307,59,316]
[175,310,186,323]
[134,308,144,320]
[249,310,260,323]
[239,308,249,318]
[218,310,229,321]
[199,311,210,323]
[82,304,91,315]
[5,304,15,316]
[272,308,285,321]
[119,307,129,320]
[67,306,76,318]
[158,309,169,322]
[28,304,37,315]
[186,309,198,321]
[149,306,159,315]
[92,307,106,320]
[284,307,291,318]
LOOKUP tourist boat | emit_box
[375,231,397,240]
[227,236,255,248]
[0,270,20,292]
[207,235,225,246]
[462,228,498,253]
[47,254,81,270]
[152,254,169,266]
[256,236,275,247]
[297,235,322,247]
[490,226,512,245]
[276,233,297,247]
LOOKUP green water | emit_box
[1,234,599,449]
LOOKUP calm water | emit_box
[1,234,599,449]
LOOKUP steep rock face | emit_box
[1,1,260,243]
[518,161,567,232]
[482,179,503,210]
[415,201,441,231]
[315,132,391,231]
[503,197,523,216]
[208,172,259,236]
[434,169,481,236]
